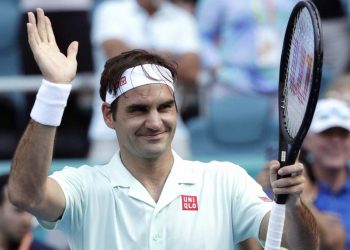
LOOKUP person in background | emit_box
[8,9,318,250]
[255,98,350,250]
[88,0,201,162]
[311,0,350,83]
[325,73,350,105]
[302,98,350,250]
[196,0,297,116]
[0,174,56,250]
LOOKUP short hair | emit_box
[99,49,178,114]
[0,174,9,205]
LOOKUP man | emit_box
[303,98,350,250]
[88,0,200,161]
[0,174,55,250]
[9,9,318,249]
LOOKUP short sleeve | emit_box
[38,166,88,234]
[232,168,272,245]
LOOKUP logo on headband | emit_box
[119,76,127,86]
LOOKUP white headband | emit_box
[105,64,174,104]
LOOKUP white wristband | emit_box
[30,79,72,126]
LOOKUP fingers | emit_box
[277,163,304,177]
[36,8,48,43]
[27,9,55,45]
[44,16,57,45]
[270,163,305,195]
[27,12,41,47]
[271,176,305,195]
[67,41,79,61]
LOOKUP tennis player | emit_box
[8,8,318,250]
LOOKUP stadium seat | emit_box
[187,94,278,177]
[0,0,21,75]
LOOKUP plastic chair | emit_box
[187,94,278,177]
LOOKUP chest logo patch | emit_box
[181,195,198,211]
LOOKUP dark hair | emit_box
[99,49,178,115]
[0,174,9,205]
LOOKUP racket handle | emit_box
[276,193,289,204]
[265,202,286,250]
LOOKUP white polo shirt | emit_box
[39,152,272,250]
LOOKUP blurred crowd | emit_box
[1,0,350,249]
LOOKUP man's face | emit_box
[305,128,350,169]
[111,84,177,159]
[0,190,33,244]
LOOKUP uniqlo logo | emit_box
[181,195,198,211]
[119,76,127,86]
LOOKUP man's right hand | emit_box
[27,8,78,84]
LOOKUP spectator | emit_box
[325,73,350,105]
[88,0,201,162]
[312,0,350,83]
[302,98,350,250]
[253,98,350,250]
[0,174,56,250]
[196,0,297,116]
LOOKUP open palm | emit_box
[27,9,78,84]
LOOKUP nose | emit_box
[145,109,162,130]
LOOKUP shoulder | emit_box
[50,163,111,186]
[95,0,133,15]
[184,159,250,181]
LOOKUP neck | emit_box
[137,0,159,16]
[120,149,174,202]
[314,164,348,192]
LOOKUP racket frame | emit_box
[276,0,323,204]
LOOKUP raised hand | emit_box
[27,8,78,84]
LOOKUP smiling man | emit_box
[8,9,318,250]
[303,98,350,250]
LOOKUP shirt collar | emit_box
[100,150,197,188]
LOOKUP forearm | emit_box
[284,199,319,249]
[9,120,56,207]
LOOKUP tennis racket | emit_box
[265,1,323,249]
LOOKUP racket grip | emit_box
[276,193,289,204]
[265,202,286,250]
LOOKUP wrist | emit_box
[30,79,72,126]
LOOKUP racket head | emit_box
[278,0,323,163]
[276,0,323,204]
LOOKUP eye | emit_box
[158,103,173,111]
[158,101,174,111]
[128,105,148,113]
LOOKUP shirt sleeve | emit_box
[231,167,272,245]
[91,1,127,46]
[37,166,88,234]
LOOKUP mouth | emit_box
[143,132,164,141]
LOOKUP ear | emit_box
[102,103,115,129]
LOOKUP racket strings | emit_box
[283,9,314,139]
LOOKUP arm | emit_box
[8,8,78,222]
[259,161,319,249]
[305,203,346,250]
